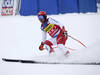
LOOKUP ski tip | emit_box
[2,58,7,61]
[2,58,19,62]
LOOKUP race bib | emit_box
[43,24,54,32]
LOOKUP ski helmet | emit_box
[38,11,46,16]
[38,11,47,20]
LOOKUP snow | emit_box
[0,62,100,75]
[0,13,100,75]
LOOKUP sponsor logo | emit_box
[44,24,54,32]
[1,0,14,16]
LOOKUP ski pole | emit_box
[68,35,87,48]
[44,46,75,51]
[52,46,76,51]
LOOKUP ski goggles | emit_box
[38,15,44,20]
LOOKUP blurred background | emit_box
[0,0,100,16]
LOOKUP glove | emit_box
[63,31,67,36]
[62,26,67,36]
[39,42,44,51]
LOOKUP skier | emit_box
[38,11,69,55]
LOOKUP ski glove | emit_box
[63,31,67,36]
[62,26,67,36]
[39,42,44,51]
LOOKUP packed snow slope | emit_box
[0,13,100,63]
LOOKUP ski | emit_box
[2,58,38,63]
[2,58,100,65]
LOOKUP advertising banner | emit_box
[1,0,14,16]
